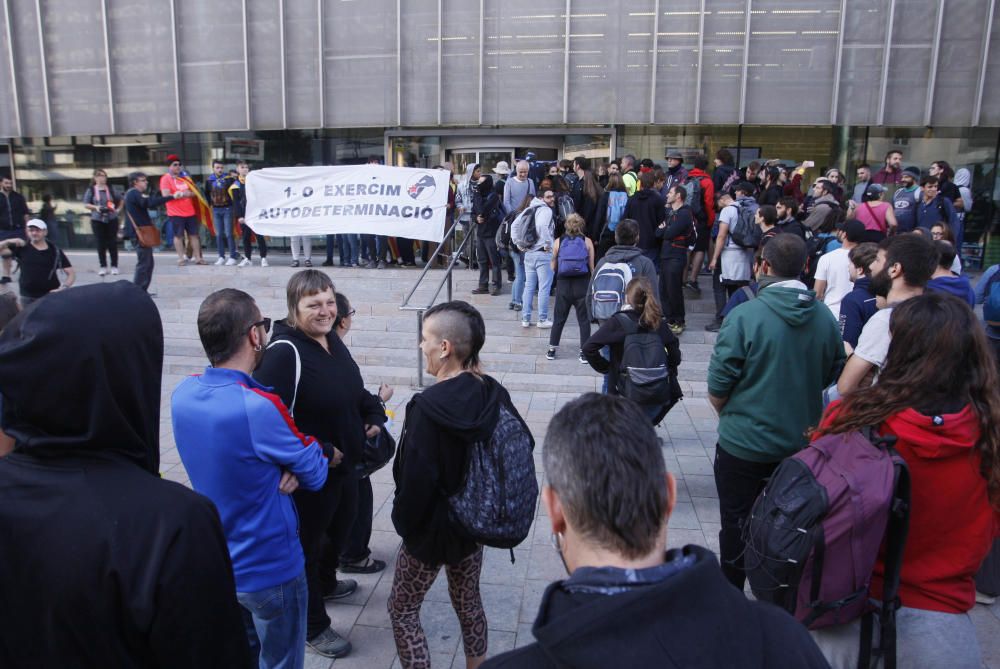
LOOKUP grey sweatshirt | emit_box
[503,176,535,216]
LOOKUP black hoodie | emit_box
[483,545,830,669]
[623,188,666,252]
[254,319,385,470]
[0,282,250,668]
[392,372,529,566]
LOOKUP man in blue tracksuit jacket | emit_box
[172,288,337,669]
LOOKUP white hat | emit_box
[26,219,46,231]
[493,161,511,176]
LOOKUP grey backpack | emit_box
[448,402,537,555]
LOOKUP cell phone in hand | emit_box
[803,160,815,168]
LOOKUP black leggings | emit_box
[549,274,591,349]
[91,219,119,268]
[241,222,267,259]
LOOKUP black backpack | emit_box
[495,209,519,255]
[512,206,539,250]
[616,313,675,410]
[682,175,705,222]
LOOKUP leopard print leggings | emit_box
[388,544,487,668]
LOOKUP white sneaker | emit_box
[976,591,997,605]
[214,257,226,266]
[536,320,554,329]
[97,268,107,276]
[110,267,119,275]
[238,257,252,267]
[521,320,531,328]
[225,258,238,266]
[260,258,269,267]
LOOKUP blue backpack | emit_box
[557,235,589,277]
[606,191,628,233]
[984,268,1000,327]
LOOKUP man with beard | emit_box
[837,233,937,394]
[172,288,338,668]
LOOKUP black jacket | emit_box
[775,216,807,240]
[582,309,681,397]
[623,189,666,252]
[254,319,385,471]
[0,282,250,669]
[122,188,172,239]
[392,373,527,566]
[0,189,29,231]
[482,545,831,669]
[656,204,694,256]
[713,164,736,194]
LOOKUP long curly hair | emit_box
[814,293,1000,507]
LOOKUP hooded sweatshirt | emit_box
[392,373,530,566]
[708,280,845,462]
[821,402,995,614]
[954,167,974,213]
[927,273,975,306]
[482,545,829,669]
[838,276,878,348]
[623,188,666,251]
[0,282,250,668]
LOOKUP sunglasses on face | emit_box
[250,318,271,333]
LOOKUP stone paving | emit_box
[32,250,1000,668]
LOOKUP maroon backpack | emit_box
[743,428,911,665]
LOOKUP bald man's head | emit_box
[423,301,485,371]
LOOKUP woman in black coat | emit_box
[254,270,385,659]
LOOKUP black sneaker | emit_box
[578,351,588,364]
[290,260,300,268]
[471,287,489,294]
[322,579,358,601]
[0,276,10,284]
[322,259,334,267]
[546,347,556,360]
[683,281,701,295]
[705,319,722,333]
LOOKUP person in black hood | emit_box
[0,282,251,668]
[472,174,504,296]
[623,171,666,268]
[389,301,530,669]
[253,270,386,659]
[482,393,830,669]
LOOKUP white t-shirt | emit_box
[853,307,893,373]
[814,247,853,321]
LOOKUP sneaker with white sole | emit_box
[110,267,119,275]
[224,258,237,266]
[536,320,554,329]
[521,320,531,328]
[238,258,251,267]
[260,258,269,267]
[97,268,107,276]
[545,347,556,360]
[579,351,588,364]
[214,257,226,266]
[306,627,352,658]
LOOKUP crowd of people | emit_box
[0,144,999,669]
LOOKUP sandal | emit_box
[339,557,386,574]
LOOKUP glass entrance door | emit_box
[445,149,515,179]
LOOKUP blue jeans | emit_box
[214,208,237,259]
[237,570,308,669]
[522,250,554,322]
[511,250,526,306]
[340,234,360,265]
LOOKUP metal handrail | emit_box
[399,218,475,387]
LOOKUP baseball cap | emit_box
[864,184,886,199]
[165,154,181,165]
[26,219,46,231]
[493,161,511,176]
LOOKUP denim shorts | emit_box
[169,216,199,238]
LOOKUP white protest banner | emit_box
[245,165,449,242]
